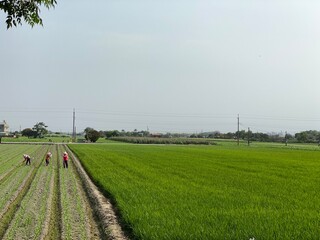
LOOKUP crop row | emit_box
[3,145,54,239]
[0,144,104,239]
[2,136,72,143]
[0,144,39,181]
[58,145,100,240]
[0,144,48,238]
[59,145,87,239]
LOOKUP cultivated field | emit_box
[69,142,320,240]
[109,136,215,145]
[2,136,72,143]
[0,143,115,240]
[1,142,319,239]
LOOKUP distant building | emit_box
[150,133,163,138]
[0,120,9,136]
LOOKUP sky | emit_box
[1,0,320,134]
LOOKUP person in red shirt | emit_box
[63,152,69,168]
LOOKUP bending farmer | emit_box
[45,152,52,166]
[23,154,31,165]
[63,151,69,168]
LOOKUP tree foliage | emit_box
[101,129,320,144]
[0,0,56,29]
[295,130,320,143]
[32,122,48,138]
[102,129,150,138]
[21,128,36,138]
[84,127,100,143]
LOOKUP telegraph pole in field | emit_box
[247,127,250,146]
[237,114,240,146]
[285,131,288,146]
[72,108,76,142]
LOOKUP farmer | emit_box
[23,154,31,165]
[45,152,52,166]
[63,151,69,168]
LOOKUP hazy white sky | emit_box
[1,0,320,133]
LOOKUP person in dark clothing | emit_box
[63,151,68,168]
[23,154,31,165]
[45,152,52,166]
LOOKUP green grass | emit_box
[69,142,320,240]
[76,137,118,143]
[2,136,72,143]
[109,137,215,145]
[96,138,119,143]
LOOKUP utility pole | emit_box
[285,131,288,146]
[72,108,76,142]
[237,114,240,146]
[247,127,250,146]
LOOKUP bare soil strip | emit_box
[66,145,128,240]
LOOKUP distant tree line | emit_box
[189,130,320,144]
[99,129,320,144]
[100,129,151,138]
[99,129,194,139]
[62,127,320,144]
[294,130,320,143]
[190,131,287,142]
[110,137,215,145]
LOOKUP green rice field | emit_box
[69,142,320,239]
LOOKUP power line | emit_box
[3,108,320,134]
[2,108,320,122]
